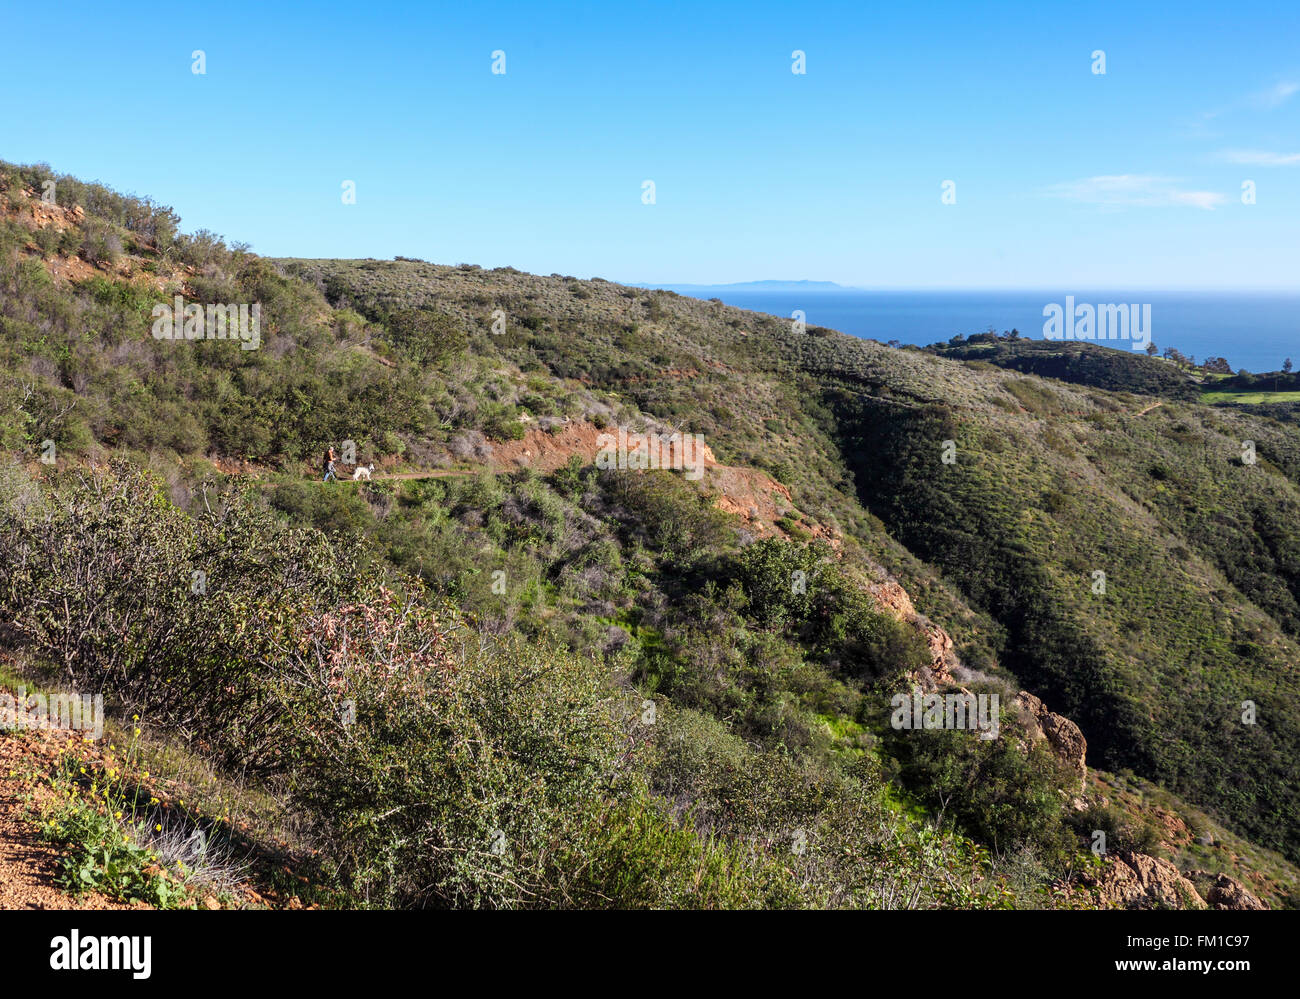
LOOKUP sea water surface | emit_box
[656,289,1299,374]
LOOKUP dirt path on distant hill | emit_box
[233,419,832,540]
[0,732,143,911]
[1134,401,1163,417]
[252,469,474,489]
[237,420,833,541]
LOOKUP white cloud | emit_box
[1218,149,1300,166]
[1167,189,1230,209]
[1193,78,1298,125]
[1249,80,1300,108]
[1042,175,1226,210]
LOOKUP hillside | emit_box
[0,158,1297,909]
[924,336,1204,400]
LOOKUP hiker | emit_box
[322,445,337,483]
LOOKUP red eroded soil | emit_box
[488,421,833,541]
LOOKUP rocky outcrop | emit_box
[869,578,958,686]
[918,619,958,685]
[1014,690,1088,789]
[869,576,1091,782]
[1189,872,1267,910]
[869,577,917,620]
[1150,807,1194,847]
[1091,852,1207,910]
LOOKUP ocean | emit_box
[657,289,1300,375]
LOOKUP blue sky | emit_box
[1,0,1297,288]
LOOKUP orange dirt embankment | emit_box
[488,421,833,542]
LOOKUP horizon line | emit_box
[629,282,1300,295]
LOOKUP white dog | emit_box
[352,463,375,481]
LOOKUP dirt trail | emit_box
[1134,401,1163,417]
[371,469,473,481]
[251,469,474,489]
[245,420,827,540]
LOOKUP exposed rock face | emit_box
[870,578,917,620]
[1092,852,1207,910]
[869,577,1092,784]
[1014,690,1088,789]
[869,579,957,686]
[916,616,958,686]
[1191,872,1267,911]
[1150,807,1193,847]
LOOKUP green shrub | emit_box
[385,307,468,366]
[79,222,122,266]
[39,753,191,908]
[603,470,732,565]
[884,720,1079,865]
[0,462,356,775]
[32,225,60,257]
